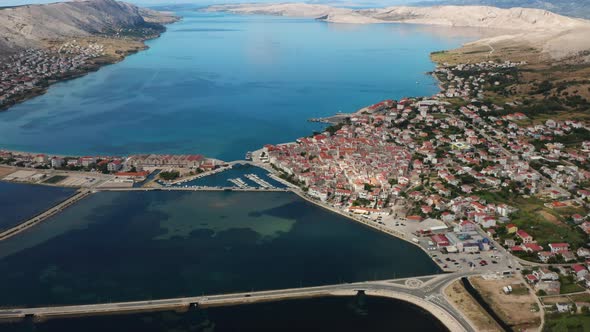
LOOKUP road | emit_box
[0,272,481,331]
[0,189,91,241]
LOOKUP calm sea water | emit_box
[0,12,479,160]
[1,295,447,332]
[0,181,74,232]
[0,191,439,307]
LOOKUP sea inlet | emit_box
[0,190,439,307]
[0,11,481,160]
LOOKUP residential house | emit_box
[517,230,533,244]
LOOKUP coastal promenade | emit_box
[0,272,480,332]
[0,189,91,241]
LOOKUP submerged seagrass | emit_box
[0,190,439,307]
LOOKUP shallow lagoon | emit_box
[0,191,439,307]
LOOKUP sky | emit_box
[1,0,423,8]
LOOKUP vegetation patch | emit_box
[43,175,67,184]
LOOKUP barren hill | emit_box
[203,3,590,61]
[0,0,177,55]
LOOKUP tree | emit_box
[159,171,180,181]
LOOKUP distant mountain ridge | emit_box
[204,3,589,30]
[0,0,177,55]
[412,0,590,19]
[203,3,590,61]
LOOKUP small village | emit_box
[0,42,106,108]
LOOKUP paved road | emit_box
[0,272,479,331]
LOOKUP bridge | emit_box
[0,272,479,331]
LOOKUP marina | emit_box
[172,163,286,189]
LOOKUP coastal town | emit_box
[1,55,590,330]
[0,11,588,332]
[0,42,106,109]
[257,59,590,328]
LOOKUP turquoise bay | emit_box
[0,12,478,160]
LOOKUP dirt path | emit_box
[444,280,503,332]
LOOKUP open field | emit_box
[470,276,542,331]
[476,192,585,249]
[43,175,68,184]
[544,314,590,332]
[0,166,15,178]
[559,276,586,295]
[444,280,502,332]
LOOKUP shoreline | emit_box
[0,28,173,112]
[286,186,448,271]
[0,21,454,268]
[0,281,469,331]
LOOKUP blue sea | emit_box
[0,12,479,161]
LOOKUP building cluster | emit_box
[0,42,105,106]
[525,260,590,296]
[264,60,590,259]
[126,154,218,171]
[0,150,220,179]
[433,60,523,100]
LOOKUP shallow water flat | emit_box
[0,191,439,307]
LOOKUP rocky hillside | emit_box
[203,3,590,61]
[205,3,587,30]
[356,5,588,31]
[411,0,590,20]
[0,0,177,55]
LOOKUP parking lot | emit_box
[366,214,523,273]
